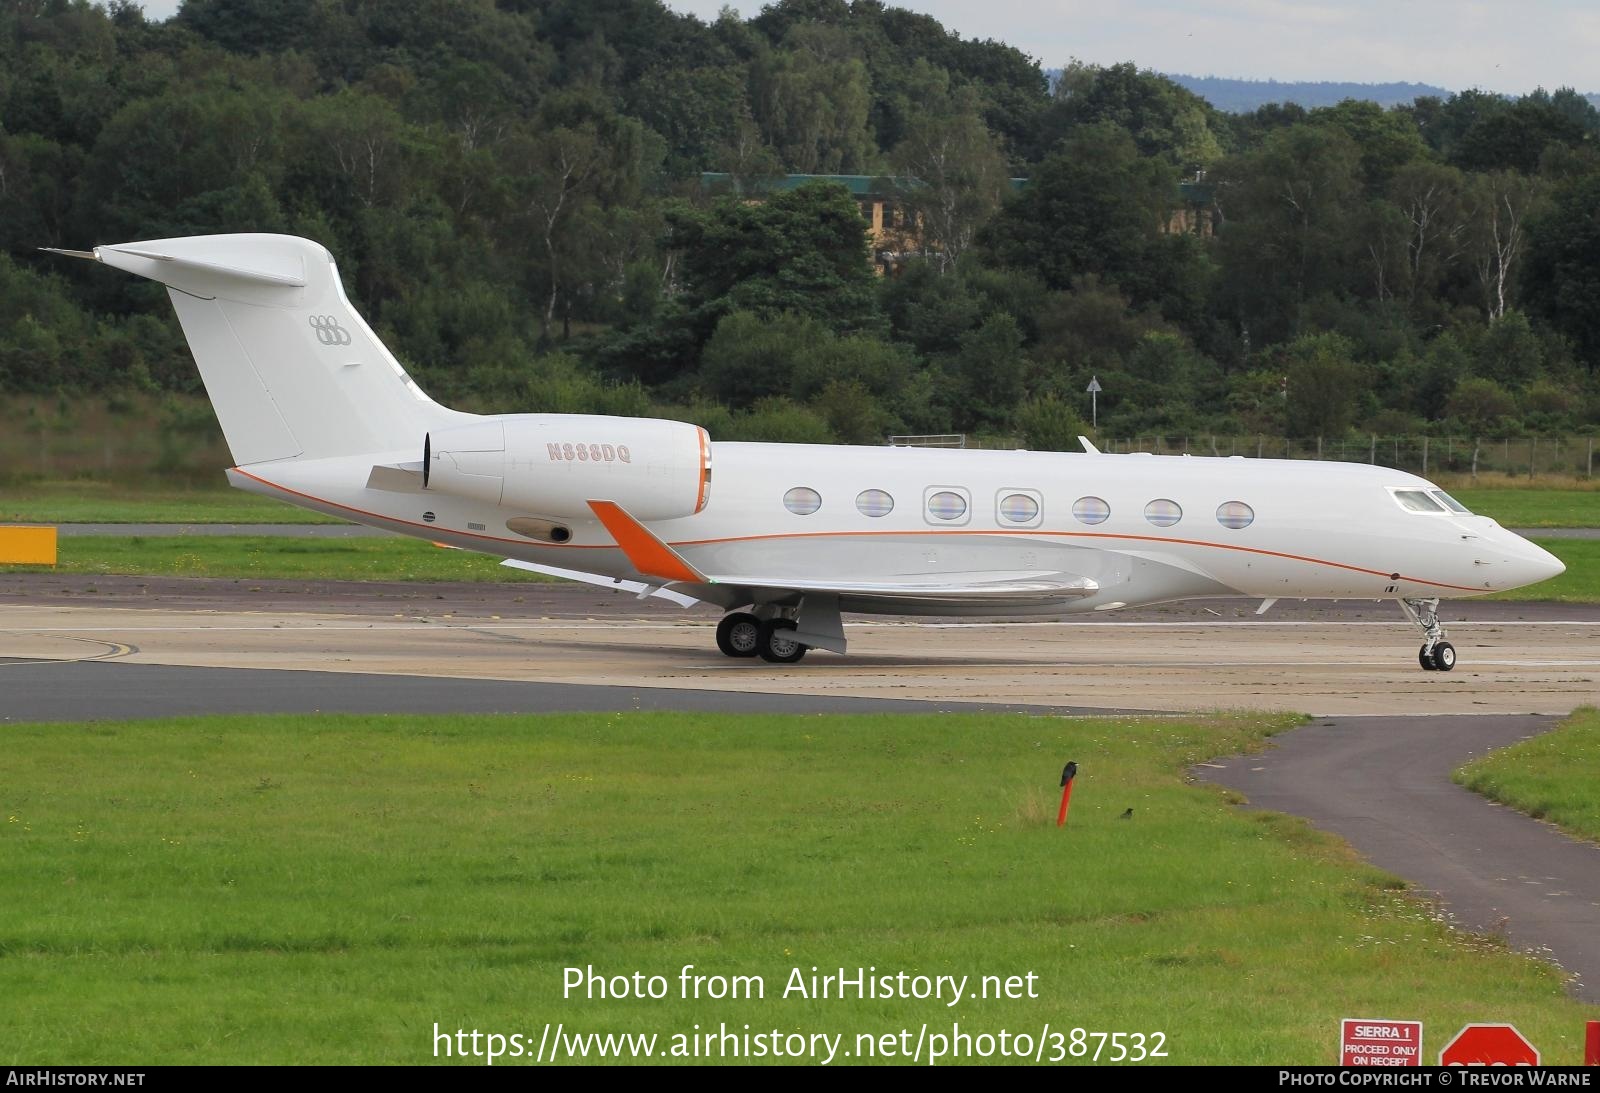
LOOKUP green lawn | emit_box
[1453,487,1600,528]
[2,712,1594,1065]
[5,534,544,583]
[2,481,1594,528]
[0,481,337,524]
[3,534,1589,601]
[1455,708,1600,843]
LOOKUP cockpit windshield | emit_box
[1393,489,1447,513]
[1391,488,1474,515]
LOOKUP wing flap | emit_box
[705,572,1098,602]
[498,558,701,607]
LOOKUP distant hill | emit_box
[1163,74,1452,112]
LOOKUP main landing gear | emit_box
[714,598,844,664]
[715,611,807,663]
[1398,597,1456,672]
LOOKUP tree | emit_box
[1281,333,1365,437]
[1445,376,1516,433]
[749,23,874,173]
[1468,171,1541,323]
[981,122,1194,309]
[887,69,1009,273]
[1044,61,1224,171]
[1309,99,1427,193]
[1453,94,1588,174]
[1522,174,1600,368]
[1016,393,1086,450]
[1386,161,1469,305]
[665,180,880,337]
[1212,123,1363,343]
[503,98,658,331]
[947,312,1026,431]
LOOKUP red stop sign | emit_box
[1439,1024,1540,1066]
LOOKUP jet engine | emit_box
[423,414,710,522]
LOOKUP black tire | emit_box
[757,619,808,664]
[715,612,761,658]
[1432,641,1456,672]
[1419,644,1437,671]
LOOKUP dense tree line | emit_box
[2,0,1599,447]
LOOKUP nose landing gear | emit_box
[1399,597,1456,672]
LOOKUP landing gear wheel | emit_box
[716,612,761,658]
[757,619,808,664]
[1432,641,1456,672]
[1401,598,1456,674]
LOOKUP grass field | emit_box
[1452,486,1600,528]
[1455,708,1600,844]
[1484,539,1599,602]
[4,534,1586,600]
[1,481,336,524]
[4,535,546,583]
[2,711,1594,1065]
[1,479,1594,528]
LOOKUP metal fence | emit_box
[1094,435,1598,478]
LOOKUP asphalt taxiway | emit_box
[1,574,1594,717]
[3,572,1597,1001]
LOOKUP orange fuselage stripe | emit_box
[230,467,1485,594]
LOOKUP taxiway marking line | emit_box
[0,620,1595,634]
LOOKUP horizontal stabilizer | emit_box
[45,242,309,291]
[499,558,701,607]
[100,243,308,291]
[365,462,425,493]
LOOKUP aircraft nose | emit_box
[1499,537,1565,589]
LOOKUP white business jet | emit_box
[49,234,1565,669]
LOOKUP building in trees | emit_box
[700,171,1029,275]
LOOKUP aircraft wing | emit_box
[700,572,1098,604]
[584,499,1098,611]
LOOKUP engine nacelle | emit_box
[423,414,710,523]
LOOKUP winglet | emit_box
[1078,435,1102,455]
[587,500,706,584]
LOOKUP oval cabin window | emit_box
[1144,499,1182,527]
[998,493,1039,524]
[1216,501,1254,530]
[855,489,894,518]
[926,491,968,521]
[783,487,822,515]
[1072,496,1111,525]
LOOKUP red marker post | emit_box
[1056,761,1078,827]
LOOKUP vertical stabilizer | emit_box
[82,234,468,465]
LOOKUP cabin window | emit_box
[997,490,1041,527]
[1216,501,1254,530]
[1392,489,1447,513]
[925,488,969,524]
[856,489,894,518]
[783,486,822,515]
[1430,490,1471,514]
[1072,496,1110,525]
[1144,499,1182,527]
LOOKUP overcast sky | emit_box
[128,0,1598,96]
